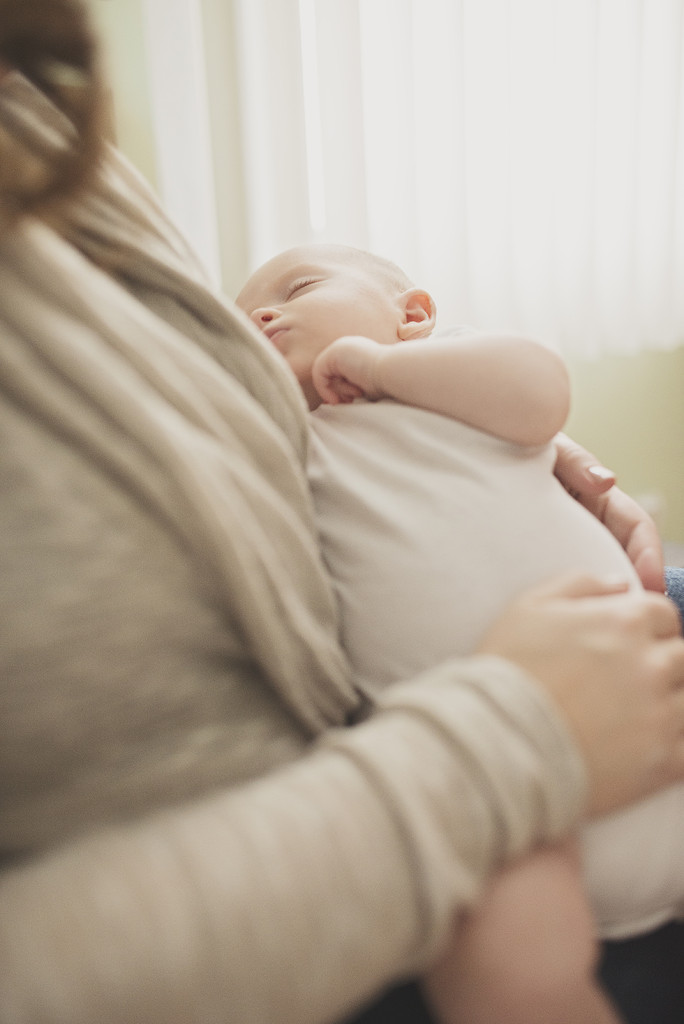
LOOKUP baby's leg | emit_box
[422,840,623,1024]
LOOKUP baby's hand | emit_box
[312,335,386,405]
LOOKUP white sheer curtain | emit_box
[141,0,222,284]
[231,0,684,357]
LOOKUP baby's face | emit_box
[236,245,404,408]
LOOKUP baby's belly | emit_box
[309,401,639,692]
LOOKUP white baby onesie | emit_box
[309,398,684,940]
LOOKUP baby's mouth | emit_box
[266,327,288,350]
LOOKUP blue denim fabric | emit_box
[666,566,684,627]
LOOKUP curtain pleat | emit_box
[226,0,684,355]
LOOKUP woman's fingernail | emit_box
[587,465,615,482]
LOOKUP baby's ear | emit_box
[397,288,437,340]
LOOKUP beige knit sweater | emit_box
[0,73,585,1024]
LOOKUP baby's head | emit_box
[236,244,435,408]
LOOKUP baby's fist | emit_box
[312,335,386,405]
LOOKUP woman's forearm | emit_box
[0,658,584,1024]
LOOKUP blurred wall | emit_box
[88,0,158,188]
[566,348,684,545]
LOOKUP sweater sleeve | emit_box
[0,657,585,1024]
[0,69,587,1024]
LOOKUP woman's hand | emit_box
[554,433,665,592]
[478,573,684,816]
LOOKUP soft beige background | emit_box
[89,0,684,545]
[565,350,684,548]
[89,0,157,186]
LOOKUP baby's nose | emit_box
[252,307,277,326]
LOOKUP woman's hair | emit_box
[0,0,104,220]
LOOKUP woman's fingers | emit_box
[645,592,684,639]
[529,572,631,600]
[553,433,616,496]
[478,573,684,816]
[553,434,665,593]
[522,573,676,638]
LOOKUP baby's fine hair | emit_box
[318,244,415,295]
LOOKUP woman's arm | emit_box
[4,577,684,1024]
[0,655,585,1024]
[312,331,571,446]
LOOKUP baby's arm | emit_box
[423,841,623,1024]
[312,331,570,446]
